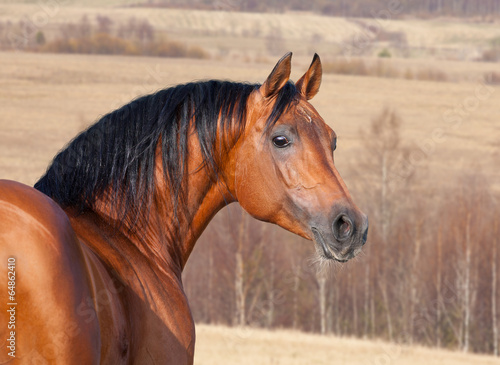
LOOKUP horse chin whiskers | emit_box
[353,247,364,258]
[310,248,347,276]
[309,242,341,269]
[309,249,336,272]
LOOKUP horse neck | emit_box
[69,153,234,286]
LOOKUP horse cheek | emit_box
[235,156,278,222]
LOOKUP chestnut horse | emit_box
[0,53,367,364]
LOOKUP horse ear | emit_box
[295,53,322,100]
[259,52,292,98]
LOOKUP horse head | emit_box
[228,53,368,262]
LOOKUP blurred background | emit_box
[0,0,499,363]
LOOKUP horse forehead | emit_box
[293,101,323,123]
[296,105,313,123]
[293,103,334,138]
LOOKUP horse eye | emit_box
[272,136,290,148]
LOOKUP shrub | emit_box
[415,67,448,82]
[403,69,414,80]
[480,36,500,62]
[375,30,407,47]
[378,48,391,58]
[374,60,400,78]
[323,58,450,83]
[41,33,136,55]
[484,71,500,85]
[35,31,46,46]
[323,58,368,76]
[481,48,500,62]
[186,45,210,59]
[36,15,210,60]
[91,33,131,55]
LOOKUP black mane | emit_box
[35,80,299,228]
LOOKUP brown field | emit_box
[195,324,500,365]
[2,2,500,60]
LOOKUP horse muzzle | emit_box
[311,211,368,262]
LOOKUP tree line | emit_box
[183,107,500,355]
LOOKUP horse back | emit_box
[0,180,101,364]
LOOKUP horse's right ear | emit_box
[259,52,292,98]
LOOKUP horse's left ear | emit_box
[295,53,322,100]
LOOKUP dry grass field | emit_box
[195,324,500,365]
[1,2,500,60]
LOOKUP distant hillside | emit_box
[1,0,499,18]
[131,0,500,19]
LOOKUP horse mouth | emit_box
[311,227,350,263]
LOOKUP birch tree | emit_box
[354,107,414,341]
[492,207,499,356]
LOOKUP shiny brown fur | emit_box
[0,54,367,364]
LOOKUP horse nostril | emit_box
[362,220,369,245]
[332,214,353,241]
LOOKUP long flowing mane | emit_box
[35,79,299,228]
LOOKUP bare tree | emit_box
[78,15,92,38]
[96,15,113,34]
[234,210,247,326]
[290,255,301,330]
[409,213,423,344]
[492,207,499,356]
[363,262,371,338]
[264,228,276,328]
[315,269,328,335]
[350,268,359,336]
[354,107,414,341]
[436,225,443,348]
[462,211,472,353]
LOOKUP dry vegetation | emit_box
[1,2,500,61]
[194,325,500,365]
[0,0,500,361]
[323,58,450,82]
[0,14,209,58]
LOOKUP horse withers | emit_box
[0,53,368,364]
